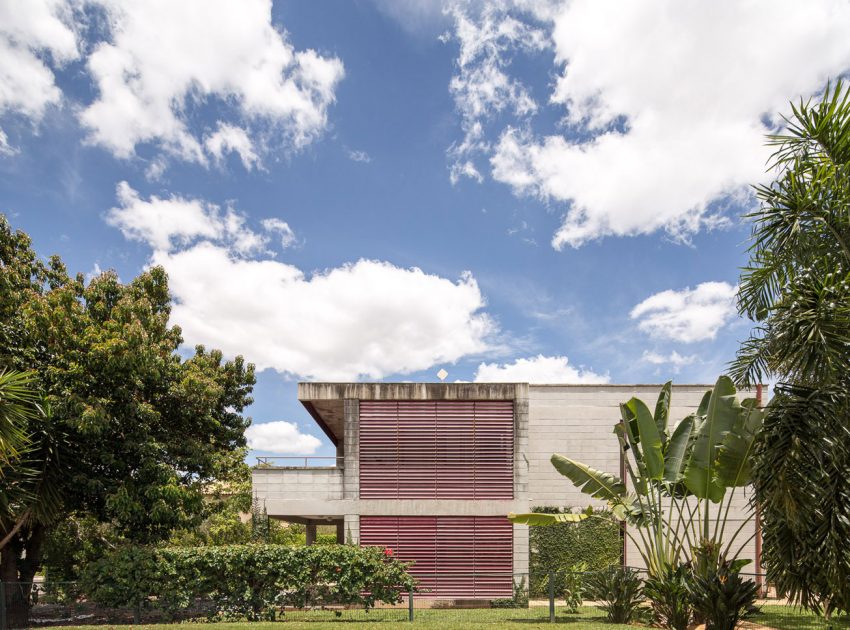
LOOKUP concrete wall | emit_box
[252,467,344,515]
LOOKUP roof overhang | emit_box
[298,382,528,446]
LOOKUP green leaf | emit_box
[508,512,587,526]
[663,414,695,483]
[550,454,627,501]
[625,397,664,479]
[653,381,672,442]
[715,400,765,488]
[684,376,741,502]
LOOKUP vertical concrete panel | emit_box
[513,523,529,577]
[344,513,360,544]
[344,398,359,499]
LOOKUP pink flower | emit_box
[383,547,394,557]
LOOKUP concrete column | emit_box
[343,399,360,499]
[306,521,316,546]
[336,520,345,544]
[513,523,529,578]
[344,514,360,545]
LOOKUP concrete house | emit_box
[251,382,761,599]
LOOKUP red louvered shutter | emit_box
[359,401,513,499]
[360,516,513,598]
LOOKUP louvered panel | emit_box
[361,516,512,599]
[359,402,400,498]
[472,402,514,500]
[359,400,513,499]
[436,402,475,499]
[397,402,437,498]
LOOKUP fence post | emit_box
[548,570,555,623]
[0,582,6,630]
[408,587,414,622]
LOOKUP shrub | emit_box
[82,544,414,621]
[562,562,587,613]
[586,566,644,624]
[528,506,621,597]
[688,566,758,630]
[644,564,692,630]
[490,577,529,609]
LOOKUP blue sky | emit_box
[2,0,850,459]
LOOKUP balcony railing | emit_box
[255,456,343,469]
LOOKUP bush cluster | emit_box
[80,544,414,620]
[528,506,621,597]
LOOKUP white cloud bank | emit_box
[447,0,850,247]
[0,0,78,142]
[474,354,608,383]
[1,0,343,171]
[81,0,344,168]
[630,282,738,343]
[245,420,321,454]
[107,184,495,381]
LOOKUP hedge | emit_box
[81,544,414,620]
[529,506,622,598]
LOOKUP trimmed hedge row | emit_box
[529,507,622,598]
[81,544,414,620]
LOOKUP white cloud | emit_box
[261,218,297,249]
[0,129,18,156]
[0,0,78,122]
[80,0,344,168]
[245,420,322,454]
[108,185,495,380]
[205,123,261,171]
[448,0,850,247]
[106,182,285,256]
[474,354,608,383]
[347,149,371,163]
[159,247,494,380]
[444,3,547,184]
[630,282,738,343]
[642,350,697,369]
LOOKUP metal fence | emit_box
[2,571,847,628]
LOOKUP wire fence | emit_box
[2,571,848,628]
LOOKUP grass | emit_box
[752,604,850,630]
[44,604,850,630]
[44,606,635,629]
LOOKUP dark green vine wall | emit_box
[528,507,622,597]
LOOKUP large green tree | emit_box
[731,81,850,615]
[0,216,256,591]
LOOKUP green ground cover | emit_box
[46,603,850,630]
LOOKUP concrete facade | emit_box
[252,382,760,585]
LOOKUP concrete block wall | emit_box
[252,467,344,502]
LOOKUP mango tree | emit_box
[509,377,764,577]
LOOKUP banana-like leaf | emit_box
[654,381,672,443]
[625,397,664,479]
[550,454,627,501]
[508,511,588,526]
[697,389,712,416]
[663,414,695,483]
[614,421,648,495]
[715,399,765,488]
[684,376,741,503]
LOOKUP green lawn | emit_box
[753,605,850,630]
[45,604,850,630]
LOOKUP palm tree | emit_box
[730,80,850,615]
[0,370,37,468]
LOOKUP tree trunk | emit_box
[0,524,46,629]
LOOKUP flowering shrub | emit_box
[81,544,414,620]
